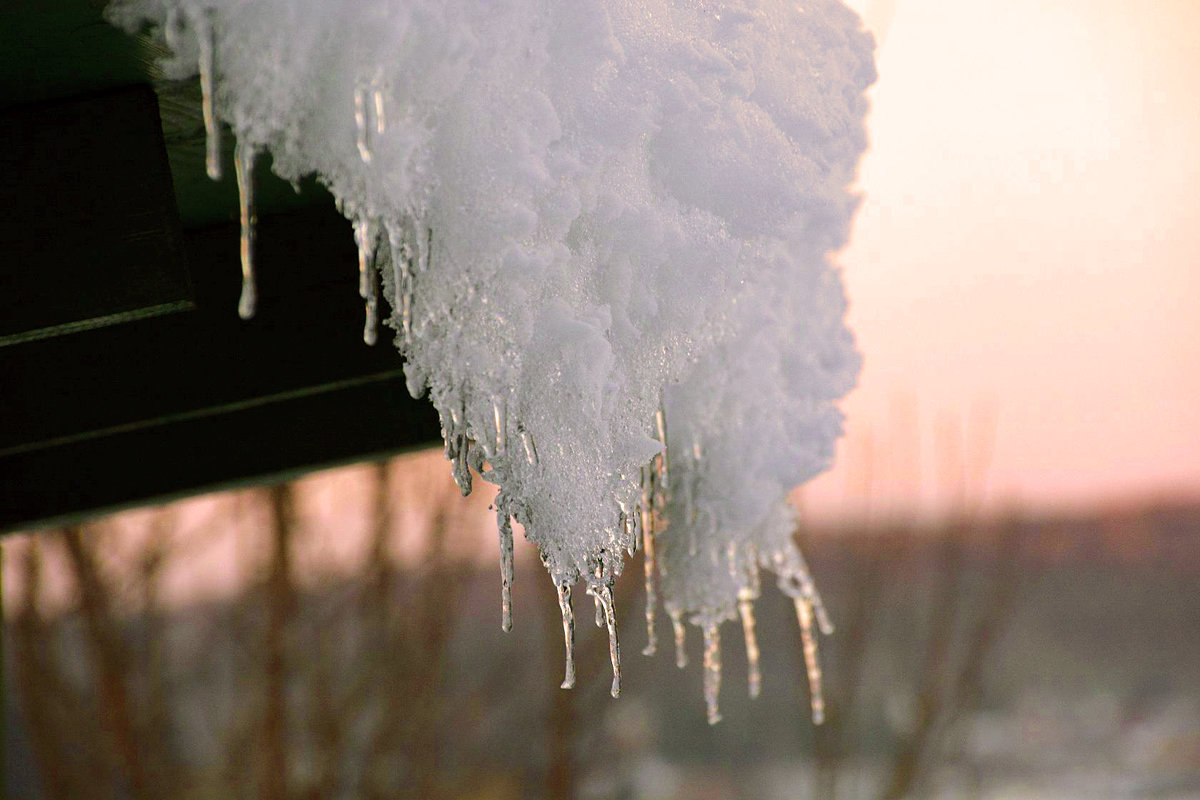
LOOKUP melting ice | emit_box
[108,0,875,724]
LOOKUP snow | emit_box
[107,0,875,720]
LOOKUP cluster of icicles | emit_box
[117,0,876,725]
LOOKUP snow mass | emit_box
[107,0,877,723]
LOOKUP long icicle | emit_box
[795,597,826,724]
[590,582,622,698]
[234,141,257,320]
[556,582,576,689]
[738,593,762,699]
[197,10,221,181]
[497,510,514,632]
[702,624,723,725]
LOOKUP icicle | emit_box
[355,218,375,298]
[451,435,472,496]
[373,84,387,134]
[363,274,379,345]
[234,140,257,320]
[353,85,373,163]
[518,425,538,466]
[556,582,576,689]
[655,401,670,492]
[669,607,687,669]
[793,547,835,636]
[197,10,221,181]
[702,624,723,725]
[415,226,431,273]
[642,507,658,656]
[497,509,514,632]
[625,515,637,556]
[354,218,381,345]
[491,396,507,458]
[594,592,604,628]
[388,228,414,342]
[738,593,761,699]
[588,582,622,698]
[794,597,826,724]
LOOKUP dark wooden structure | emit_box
[0,8,441,533]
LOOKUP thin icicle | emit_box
[355,218,380,345]
[519,426,538,466]
[556,583,576,689]
[589,582,622,698]
[702,624,723,725]
[416,225,431,273]
[363,274,379,345]
[353,85,371,162]
[234,140,257,320]
[794,597,826,724]
[788,547,835,636]
[655,402,670,491]
[373,85,387,134]
[450,434,472,496]
[642,511,658,656]
[388,228,413,342]
[197,11,221,181]
[497,510,514,632]
[594,592,604,628]
[669,608,687,669]
[491,396,507,458]
[355,218,375,299]
[738,593,762,699]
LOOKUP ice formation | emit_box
[108,0,875,723]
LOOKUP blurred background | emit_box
[4,0,1199,798]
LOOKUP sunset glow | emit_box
[805,0,1200,518]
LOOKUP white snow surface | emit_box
[109,0,875,629]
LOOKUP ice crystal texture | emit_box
[108,0,875,721]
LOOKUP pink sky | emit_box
[800,0,1200,519]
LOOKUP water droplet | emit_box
[497,509,514,632]
[669,608,687,669]
[197,11,221,181]
[588,581,622,698]
[702,624,723,725]
[738,594,761,699]
[556,582,576,689]
[234,140,257,320]
[794,597,826,724]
